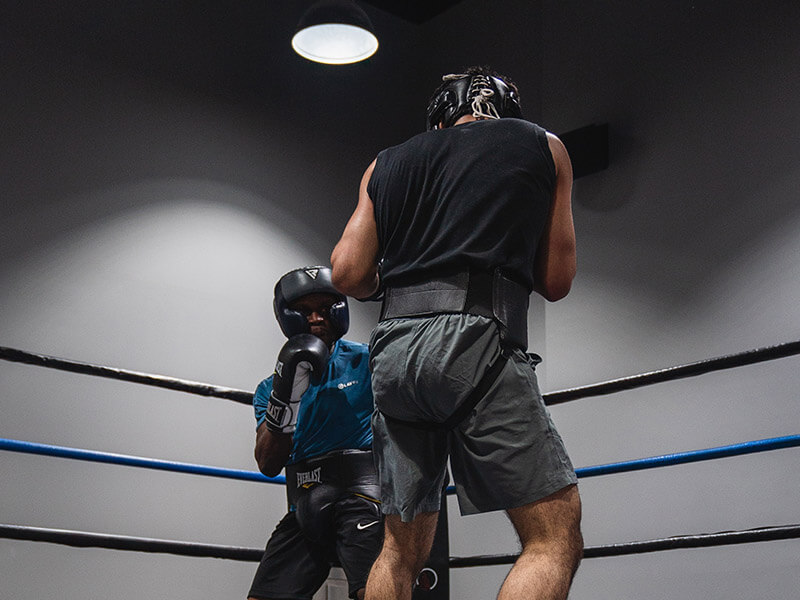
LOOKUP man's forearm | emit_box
[331,258,379,300]
[254,423,292,477]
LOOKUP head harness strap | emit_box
[426,71,522,130]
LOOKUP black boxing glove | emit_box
[265,334,329,434]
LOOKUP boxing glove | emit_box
[265,334,329,434]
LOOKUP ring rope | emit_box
[3,435,797,487]
[0,437,285,485]
[2,522,797,564]
[3,339,799,407]
[3,343,798,575]
[449,524,800,567]
[0,345,253,405]
[0,523,262,561]
[544,339,800,405]
[574,434,800,478]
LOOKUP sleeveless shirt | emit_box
[368,118,556,292]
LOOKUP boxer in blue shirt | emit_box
[248,266,380,600]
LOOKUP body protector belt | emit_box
[284,449,380,543]
[284,449,379,512]
[378,269,530,432]
[380,268,529,350]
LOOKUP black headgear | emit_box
[425,71,522,131]
[273,266,349,339]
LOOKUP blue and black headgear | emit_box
[425,69,522,131]
[273,266,349,339]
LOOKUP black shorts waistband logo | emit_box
[296,466,322,487]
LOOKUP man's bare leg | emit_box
[497,484,583,600]
[364,511,439,600]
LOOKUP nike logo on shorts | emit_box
[356,520,379,530]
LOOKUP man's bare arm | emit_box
[254,422,292,478]
[331,159,381,299]
[533,133,577,301]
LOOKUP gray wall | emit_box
[546,2,800,598]
[2,1,798,598]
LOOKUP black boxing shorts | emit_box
[248,450,382,600]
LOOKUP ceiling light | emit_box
[292,0,379,65]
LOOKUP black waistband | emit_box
[380,268,529,350]
[285,448,374,487]
[284,449,377,509]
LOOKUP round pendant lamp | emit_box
[292,0,379,65]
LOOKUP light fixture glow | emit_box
[292,23,378,65]
[292,1,378,65]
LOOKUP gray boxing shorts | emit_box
[369,313,577,522]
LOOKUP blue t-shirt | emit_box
[253,338,373,464]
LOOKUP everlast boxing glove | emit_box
[265,334,329,434]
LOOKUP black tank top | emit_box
[368,118,556,292]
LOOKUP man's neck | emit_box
[452,114,489,126]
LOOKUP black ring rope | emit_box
[0,345,253,405]
[2,523,797,565]
[544,339,800,405]
[3,340,799,408]
[450,524,800,567]
[0,523,262,562]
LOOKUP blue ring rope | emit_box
[2,435,797,489]
[0,438,285,485]
[575,434,800,477]
[445,434,800,494]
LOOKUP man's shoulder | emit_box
[490,117,545,135]
[255,374,274,390]
[253,375,274,406]
[379,129,438,157]
[336,338,369,354]
[334,339,370,372]
[379,119,543,153]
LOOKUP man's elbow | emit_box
[331,262,375,299]
[536,246,576,302]
[536,265,576,302]
[540,279,573,302]
[258,461,282,478]
[330,264,357,296]
[255,451,282,478]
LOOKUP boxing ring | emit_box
[2,340,799,593]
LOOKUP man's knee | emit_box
[381,511,439,573]
[508,484,583,556]
[562,519,584,575]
